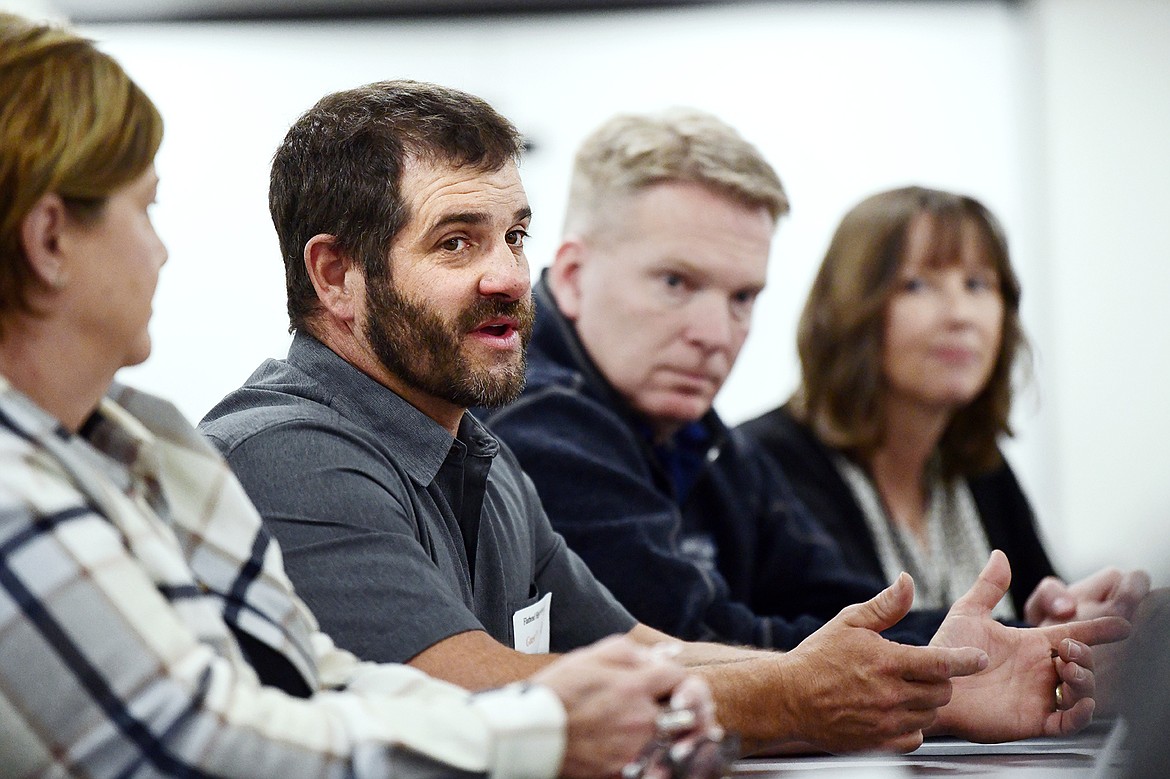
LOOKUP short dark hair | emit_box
[792,185,1028,478]
[269,79,524,333]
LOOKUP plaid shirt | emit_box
[0,377,564,778]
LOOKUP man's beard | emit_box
[364,274,535,409]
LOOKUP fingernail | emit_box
[1063,638,1082,660]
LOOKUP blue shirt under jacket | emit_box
[477,274,946,649]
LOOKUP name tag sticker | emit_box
[512,591,552,654]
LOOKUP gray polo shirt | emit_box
[198,332,635,664]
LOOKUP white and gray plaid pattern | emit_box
[0,378,564,778]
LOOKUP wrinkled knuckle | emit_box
[870,647,904,676]
[934,680,955,707]
[931,652,954,678]
[874,684,910,713]
[836,602,863,624]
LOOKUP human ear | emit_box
[20,193,70,290]
[304,234,361,324]
[549,238,588,321]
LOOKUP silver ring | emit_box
[656,708,696,734]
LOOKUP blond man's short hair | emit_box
[563,108,788,238]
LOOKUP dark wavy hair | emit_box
[791,185,1029,478]
[269,79,523,334]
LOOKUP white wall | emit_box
[69,0,1166,583]
[1026,0,1170,580]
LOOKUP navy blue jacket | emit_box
[478,275,945,649]
[739,404,1057,617]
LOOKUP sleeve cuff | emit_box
[471,682,566,779]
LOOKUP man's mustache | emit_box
[456,295,536,335]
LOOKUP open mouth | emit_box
[479,323,514,337]
[472,316,520,341]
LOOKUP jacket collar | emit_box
[529,271,729,450]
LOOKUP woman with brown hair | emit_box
[741,185,1147,624]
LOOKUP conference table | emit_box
[731,720,1123,777]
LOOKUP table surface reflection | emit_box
[732,720,1123,777]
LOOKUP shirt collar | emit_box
[285,332,498,485]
